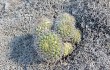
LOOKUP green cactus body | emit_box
[37,31,63,60]
[63,42,74,57]
[36,17,52,35]
[54,21,74,40]
[58,13,76,25]
[54,13,75,40]
[71,28,81,44]
[54,13,81,44]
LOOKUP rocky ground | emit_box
[0,0,110,70]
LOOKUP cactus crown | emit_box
[36,17,52,35]
[54,21,74,39]
[37,31,63,59]
[57,13,76,25]
[54,13,81,44]
[71,29,81,44]
[63,42,74,57]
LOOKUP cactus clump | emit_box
[35,13,81,62]
[37,31,63,60]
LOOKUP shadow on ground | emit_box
[9,34,43,65]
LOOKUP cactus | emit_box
[54,19,74,41]
[54,13,81,44]
[36,31,75,61]
[71,28,81,44]
[36,17,52,35]
[56,13,76,25]
[37,31,63,60]
[63,42,74,57]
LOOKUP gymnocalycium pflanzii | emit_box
[35,13,81,62]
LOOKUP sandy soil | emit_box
[0,0,110,70]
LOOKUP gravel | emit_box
[0,0,110,70]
